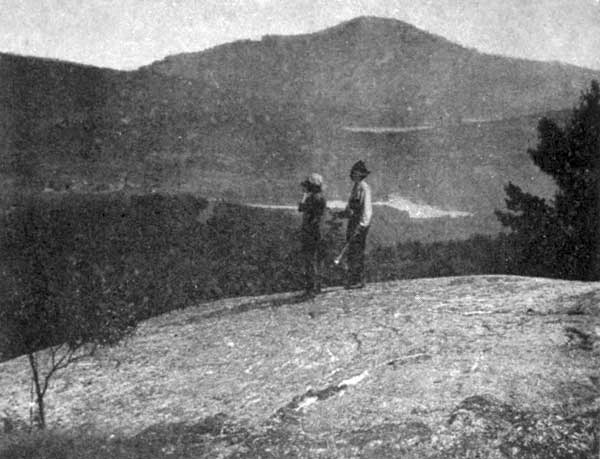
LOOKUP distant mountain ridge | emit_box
[148,16,598,124]
[1,16,599,225]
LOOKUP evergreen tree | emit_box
[496,81,600,280]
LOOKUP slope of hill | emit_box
[2,16,599,222]
[149,16,598,125]
[1,276,599,457]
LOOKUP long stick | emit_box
[333,240,351,265]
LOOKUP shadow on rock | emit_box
[344,422,432,458]
[202,293,313,320]
[442,394,599,458]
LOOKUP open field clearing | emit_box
[1,275,599,457]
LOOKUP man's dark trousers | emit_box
[346,225,369,287]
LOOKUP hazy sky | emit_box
[2,0,600,70]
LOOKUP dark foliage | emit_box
[0,193,324,358]
[0,193,151,427]
[495,184,568,278]
[496,80,600,280]
[368,233,515,282]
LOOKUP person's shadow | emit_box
[201,291,316,320]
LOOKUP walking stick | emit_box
[333,227,361,265]
[333,240,351,266]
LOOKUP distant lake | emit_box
[246,195,472,219]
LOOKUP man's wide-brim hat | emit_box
[350,160,370,177]
[301,173,324,189]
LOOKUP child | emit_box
[298,173,326,296]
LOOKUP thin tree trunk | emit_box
[27,353,46,429]
[35,387,45,429]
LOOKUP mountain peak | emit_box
[318,15,453,46]
[337,15,414,29]
[251,15,436,48]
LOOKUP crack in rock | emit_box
[272,370,370,425]
[273,383,348,424]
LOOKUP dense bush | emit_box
[0,194,148,427]
[368,233,516,282]
[0,193,323,355]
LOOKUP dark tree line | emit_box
[496,80,600,280]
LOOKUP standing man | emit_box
[298,173,327,297]
[340,160,372,289]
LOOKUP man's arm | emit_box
[359,182,372,227]
[298,192,309,212]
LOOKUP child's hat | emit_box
[301,173,323,188]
